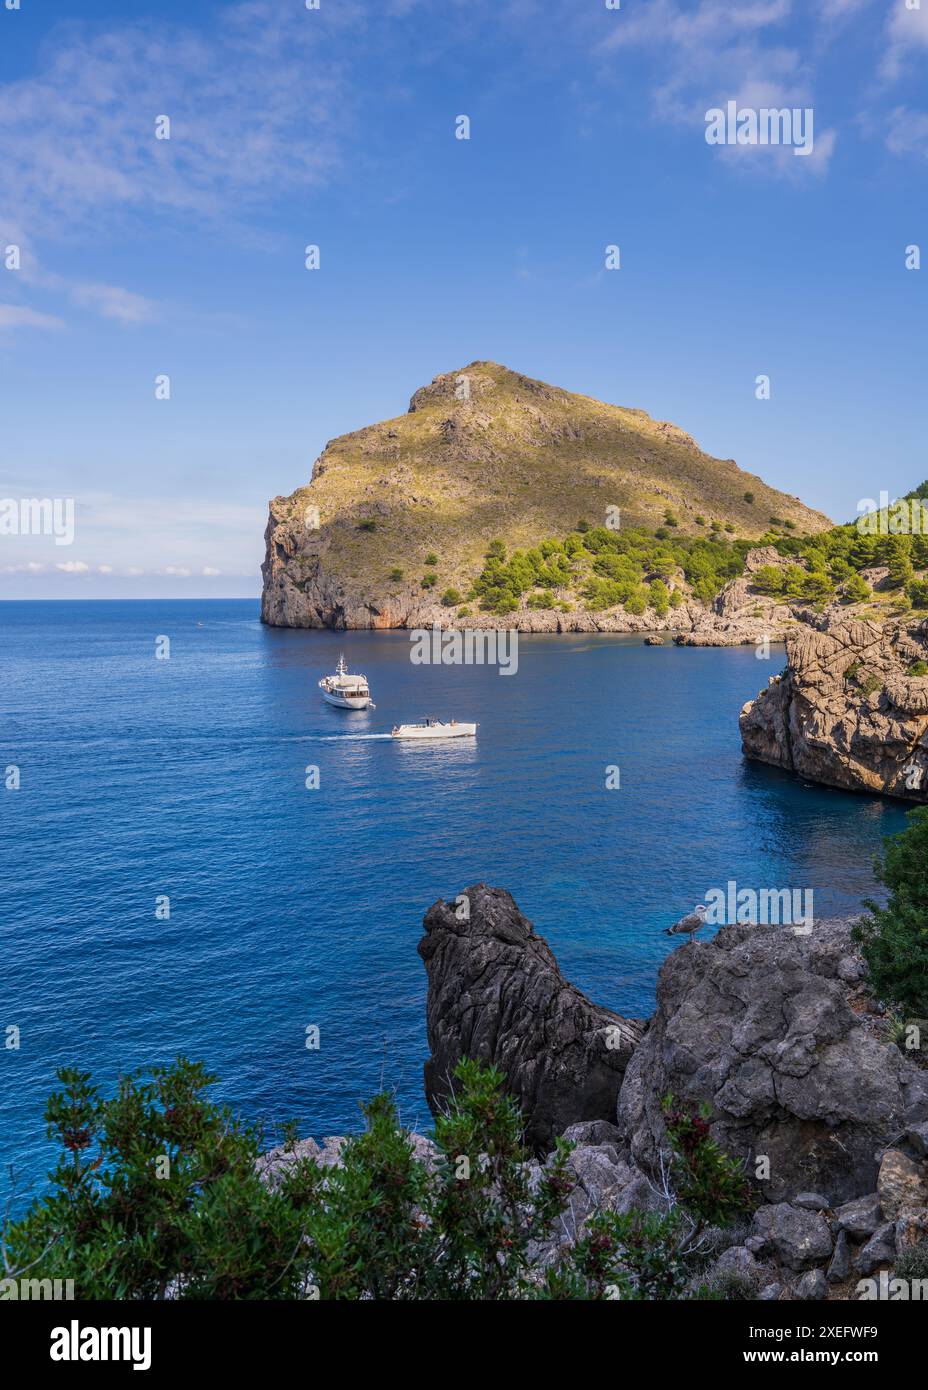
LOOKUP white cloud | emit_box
[69,283,158,324]
[202,567,221,576]
[0,304,65,331]
[55,560,91,573]
[881,1,928,82]
[885,105,928,158]
[597,0,837,176]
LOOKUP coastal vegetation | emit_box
[854,807,928,1020]
[4,1058,752,1301]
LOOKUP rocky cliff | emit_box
[740,616,928,801]
[265,885,928,1299]
[418,884,644,1151]
[261,361,830,630]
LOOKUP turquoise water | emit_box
[0,600,909,1196]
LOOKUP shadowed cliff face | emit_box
[417,884,644,1153]
[740,616,928,801]
[260,361,831,630]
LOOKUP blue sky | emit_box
[1,0,926,598]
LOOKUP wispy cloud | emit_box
[598,0,837,176]
[880,1,928,82]
[0,304,65,332]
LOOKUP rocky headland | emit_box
[261,362,830,634]
[740,615,928,802]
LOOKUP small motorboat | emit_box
[391,717,477,740]
[318,655,374,710]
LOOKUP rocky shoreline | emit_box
[260,884,928,1300]
[741,615,928,802]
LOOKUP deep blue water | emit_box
[0,600,910,1200]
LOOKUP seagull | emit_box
[665,904,708,936]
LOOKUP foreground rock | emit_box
[418,884,644,1152]
[740,615,928,801]
[617,919,928,1203]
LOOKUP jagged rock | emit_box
[257,1131,440,1189]
[752,1203,833,1271]
[711,1245,759,1283]
[793,1193,831,1211]
[560,1119,625,1151]
[559,1146,642,1235]
[758,1282,781,1301]
[835,1193,883,1239]
[617,919,928,1203]
[740,616,928,801]
[855,1222,896,1275]
[877,1149,927,1219]
[796,1268,828,1300]
[418,884,644,1152]
[827,1229,851,1284]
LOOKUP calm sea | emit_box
[0,599,909,1197]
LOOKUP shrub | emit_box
[441,587,462,607]
[895,1241,928,1282]
[907,579,928,609]
[389,568,404,583]
[854,808,928,1018]
[421,572,437,589]
[909,661,928,677]
[424,552,439,567]
[358,519,377,533]
[3,1059,754,1303]
[743,491,755,505]
[842,573,871,604]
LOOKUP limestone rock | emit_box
[752,1203,833,1271]
[740,616,928,801]
[617,919,928,1202]
[796,1268,828,1300]
[877,1149,927,1220]
[418,884,644,1152]
[835,1193,883,1239]
[855,1222,896,1275]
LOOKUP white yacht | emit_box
[391,717,477,740]
[318,655,374,710]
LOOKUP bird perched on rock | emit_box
[665,904,708,935]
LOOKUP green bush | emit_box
[908,661,928,677]
[421,572,437,589]
[842,573,871,604]
[743,492,754,504]
[389,567,404,583]
[441,587,462,607]
[854,808,928,1018]
[358,519,377,533]
[424,552,439,567]
[4,1060,754,1303]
